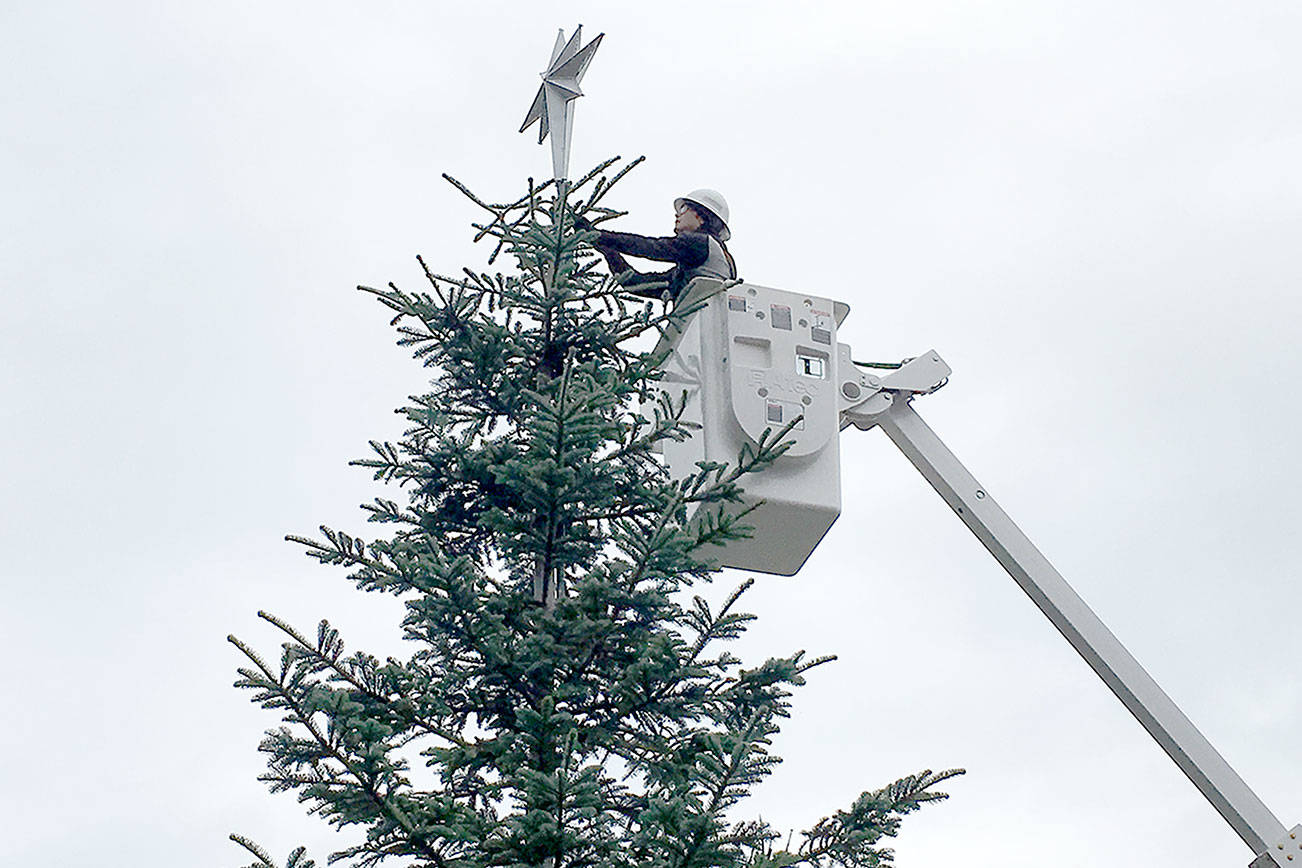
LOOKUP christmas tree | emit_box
[229,157,961,868]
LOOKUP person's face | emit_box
[674,202,704,234]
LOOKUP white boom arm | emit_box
[840,351,1300,868]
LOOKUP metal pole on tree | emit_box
[518,25,603,607]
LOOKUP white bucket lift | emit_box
[650,276,1299,868]
[652,278,849,575]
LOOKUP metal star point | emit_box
[519,25,603,182]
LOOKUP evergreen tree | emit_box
[229,157,962,868]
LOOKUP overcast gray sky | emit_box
[4,2,1302,866]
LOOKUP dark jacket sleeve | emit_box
[594,230,710,268]
[596,246,632,276]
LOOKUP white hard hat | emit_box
[674,189,730,241]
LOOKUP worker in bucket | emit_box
[577,189,737,300]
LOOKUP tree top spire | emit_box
[519,25,604,182]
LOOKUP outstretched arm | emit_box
[574,218,702,298]
[587,241,673,299]
[594,230,709,268]
[617,268,677,299]
[595,245,633,277]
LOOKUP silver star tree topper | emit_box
[519,25,603,183]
